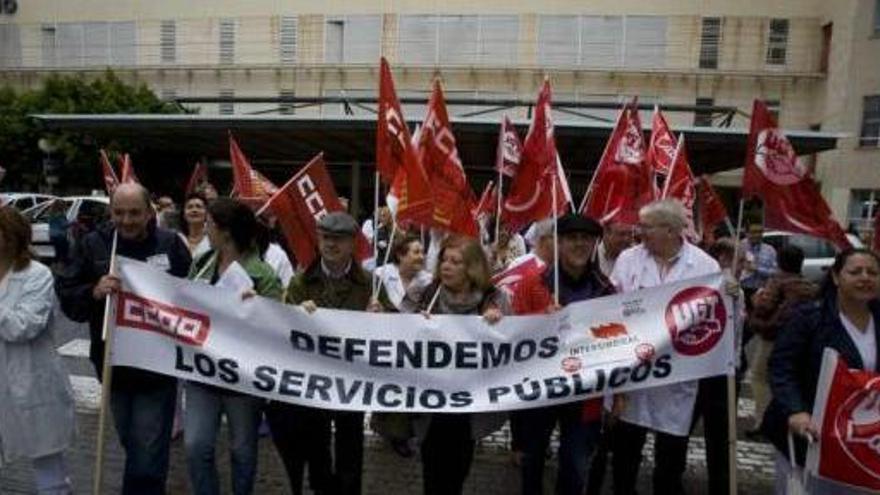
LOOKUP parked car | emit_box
[24,196,110,261]
[762,230,864,283]
[0,192,56,211]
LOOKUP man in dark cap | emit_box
[265,211,371,495]
[511,213,615,495]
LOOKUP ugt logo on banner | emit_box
[665,287,726,356]
[808,349,880,491]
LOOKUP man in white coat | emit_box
[609,199,721,495]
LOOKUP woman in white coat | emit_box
[0,206,75,494]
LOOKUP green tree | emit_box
[0,71,186,192]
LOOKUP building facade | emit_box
[0,0,878,230]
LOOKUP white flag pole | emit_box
[93,231,118,495]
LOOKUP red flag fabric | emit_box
[260,154,370,268]
[660,136,698,241]
[185,162,208,196]
[491,254,547,309]
[742,100,851,250]
[418,80,479,237]
[377,58,434,228]
[646,106,677,177]
[473,181,497,220]
[808,349,880,491]
[118,153,139,184]
[496,115,523,178]
[501,80,569,232]
[697,176,729,237]
[580,99,652,225]
[229,133,278,206]
[99,149,120,195]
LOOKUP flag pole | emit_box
[496,165,503,245]
[552,172,560,305]
[372,169,381,296]
[93,231,118,495]
[726,197,746,495]
[374,221,398,297]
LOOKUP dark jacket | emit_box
[748,271,819,341]
[55,222,191,390]
[761,294,880,465]
[285,259,372,310]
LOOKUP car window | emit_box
[762,235,786,252]
[30,199,73,222]
[13,197,34,210]
[77,200,109,222]
[786,234,837,259]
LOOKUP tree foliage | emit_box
[0,71,185,192]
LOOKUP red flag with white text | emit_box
[185,162,208,196]
[660,136,698,241]
[496,116,522,178]
[473,181,498,220]
[501,80,569,232]
[99,149,120,195]
[647,106,677,178]
[579,99,652,225]
[229,133,279,207]
[742,100,851,250]
[418,79,479,237]
[118,153,139,184]
[491,254,546,308]
[806,349,880,492]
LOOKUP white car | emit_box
[24,196,110,260]
[0,192,56,211]
[762,230,864,283]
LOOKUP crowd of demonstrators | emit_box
[761,248,880,494]
[0,206,76,495]
[740,222,778,304]
[56,183,192,494]
[489,226,527,273]
[400,236,510,495]
[185,198,283,495]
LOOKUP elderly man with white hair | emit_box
[608,199,722,495]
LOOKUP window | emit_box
[41,25,56,67]
[42,22,134,67]
[160,20,176,63]
[538,16,578,66]
[279,89,295,115]
[538,15,665,68]
[861,95,880,147]
[580,16,623,67]
[398,15,519,66]
[699,17,721,69]
[56,23,85,66]
[624,16,667,68]
[398,15,437,64]
[219,18,235,64]
[279,16,297,64]
[219,89,234,115]
[479,16,518,65]
[766,18,789,66]
[0,23,21,67]
[438,16,479,64]
[110,22,136,65]
[324,16,381,64]
[694,97,714,127]
[820,23,832,73]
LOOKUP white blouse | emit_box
[840,313,877,372]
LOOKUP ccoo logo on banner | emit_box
[807,350,880,491]
[110,257,736,413]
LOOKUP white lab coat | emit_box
[610,241,720,436]
[374,263,433,310]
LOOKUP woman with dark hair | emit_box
[401,235,509,495]
[184,198,282,495]
[0,206,75,494]
[763,248,880,494]
[375,233,432,310]
[180,192,211,258]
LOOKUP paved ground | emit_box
[0,310,777,494]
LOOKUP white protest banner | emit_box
[110,256,735,413]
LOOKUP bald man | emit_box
[57,183,191,495]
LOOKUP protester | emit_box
[609,199,723,495]
[512,214,613,495]
[255,219,295,289]
[741,222,777,301]
[56,183,191,495]
[180,192,211,258]
[266,211,371,495]
[184,198,282,495]
[155,195,176,216]
[523,218,555,265]
[0,206,75,495]
[763,248,880,494]
[595,221,634,277]
[747,245,818,439]
[490,227,527,273]
[375,233,432,310]
[200,183,220,201]
[362,206,394,268]
[401,235,510,495]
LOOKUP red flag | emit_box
[99,149,119,195]
[807,349,880,491]
[418,79,478,237]
[473,181,497,220]
[697,176,729,236]
[742,100,851,250]
[185,162,208,196]
[496,116,522,178]
[229,132,278,206]
[501,80,569,232]
[660,136,698,240]
[377,58,434,227]
[580,99,652,225]
[491,254,547,308]
[646,106,677,177]
[118,153,139,184]
[259,154,370,268]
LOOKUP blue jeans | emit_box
[516,403,602,495]
[184,382,263,495]
[110,381,177,495]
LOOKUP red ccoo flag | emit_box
[99,149,120,195]
[229,132,279,208]
[742,100,851,250]
[646,105,677,178]
[185,162,208,196]
[496,115,523,178]
[579,99,652,225]
[697,175,729,237]
[259,154,371,268]
[377,57,434,227]
[118,153,139,184]
[501,80,569,232]
[418,79,479,237]
[473,180,497,220]
[659,136,698,241]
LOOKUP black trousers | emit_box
[421,414,475,495]
[265,402,364,495]
[611,420,689,495]
[691,375,732,495]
